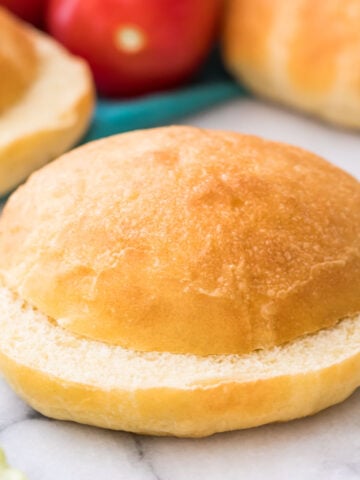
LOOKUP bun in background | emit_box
[223,0,360,129]
[0,7,94,196]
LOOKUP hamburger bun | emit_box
[0,7,94,197]
[222,0,360,129]
[0,126,359,437]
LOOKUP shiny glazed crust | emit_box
[0,127,359,355]
[223,0,360,129]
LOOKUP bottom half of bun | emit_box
[0,283,359,437]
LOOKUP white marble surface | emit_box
[1,97,360,479]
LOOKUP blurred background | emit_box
[1,0,360,196]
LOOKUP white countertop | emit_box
[1,96,360,480]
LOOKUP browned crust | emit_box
[0,127,359,355]
[222,0,276,71]
[0,9,95,196]
[0,7,39,111]
[222,0,360,128]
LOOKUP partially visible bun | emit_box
[1,126,359,356]
[223,0,360,129]
[0,7,94,196]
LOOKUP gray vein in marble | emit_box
[0,378,35,431]
[133,435,163,480]
[0,409,40,436]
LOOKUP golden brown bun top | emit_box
[223,0,360,93]
[222,0,360,129]
[1,126,360,355]
[0,8,38,112]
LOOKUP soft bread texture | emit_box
[0,8,94,196]
[1,127,359,355]
[223,0,360,129]
[1,282,360,437]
